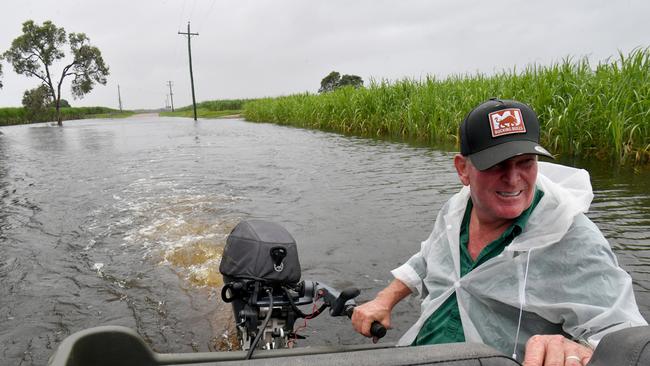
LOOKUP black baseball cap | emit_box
[460,98,554,170]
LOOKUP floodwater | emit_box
[0,115,648,365]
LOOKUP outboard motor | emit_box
[219,220,313,352]
[220,220,386,358]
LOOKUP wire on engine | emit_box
[288,301,321,347]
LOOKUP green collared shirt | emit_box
[412,188,544,346]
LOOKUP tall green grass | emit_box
[175,99,251,112]
[244,48,650,165]
[0,108,27,126]
[159,108,241,118]
[160,99,252,118]
[0,106,128,126]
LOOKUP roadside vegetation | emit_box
[244,48,650,166]
[0,106,132,126]
[159,99,250,118]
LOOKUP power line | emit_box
[197,0,218,33]
[177,0,188,32]
[188,0,198,21]
[178,21,199,121]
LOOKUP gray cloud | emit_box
[1,0,648,109]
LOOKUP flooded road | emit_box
[1,115,649,365]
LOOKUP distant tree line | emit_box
[0,105,120,126]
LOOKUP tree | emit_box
[22,85,50,122]
[338,74,364,89]
[3,20,109,126]
[319,71,341,93]
[318,71,363,93]
[49,99,70,108]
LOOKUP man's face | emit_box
[454,154,538,224]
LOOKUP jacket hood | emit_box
[507,162,593,251]
[447,162,594,252]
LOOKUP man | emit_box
[351,99,647,365]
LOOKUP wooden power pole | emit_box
[166,81,175,112]
[117,84,123,112]
[178,22,199,121]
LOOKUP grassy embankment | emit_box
[244,48,650,166]
[159,99,249,118]
[0,106,134,126]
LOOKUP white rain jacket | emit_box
[392,162,647,359]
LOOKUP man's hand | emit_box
[350,279,412,342]
[523,334,593,366]
[351,297,392,342]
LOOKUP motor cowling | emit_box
[220,220,301,285]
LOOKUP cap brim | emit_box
[468,140,554,171]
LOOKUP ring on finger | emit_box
[565,355,582,364]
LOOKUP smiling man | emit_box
[351,99,647,365]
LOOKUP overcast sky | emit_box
[1,0,648,110]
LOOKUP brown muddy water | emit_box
[1,116,649,365]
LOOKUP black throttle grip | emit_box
[370,321,387,339]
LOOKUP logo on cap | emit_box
[489,108,526,137]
